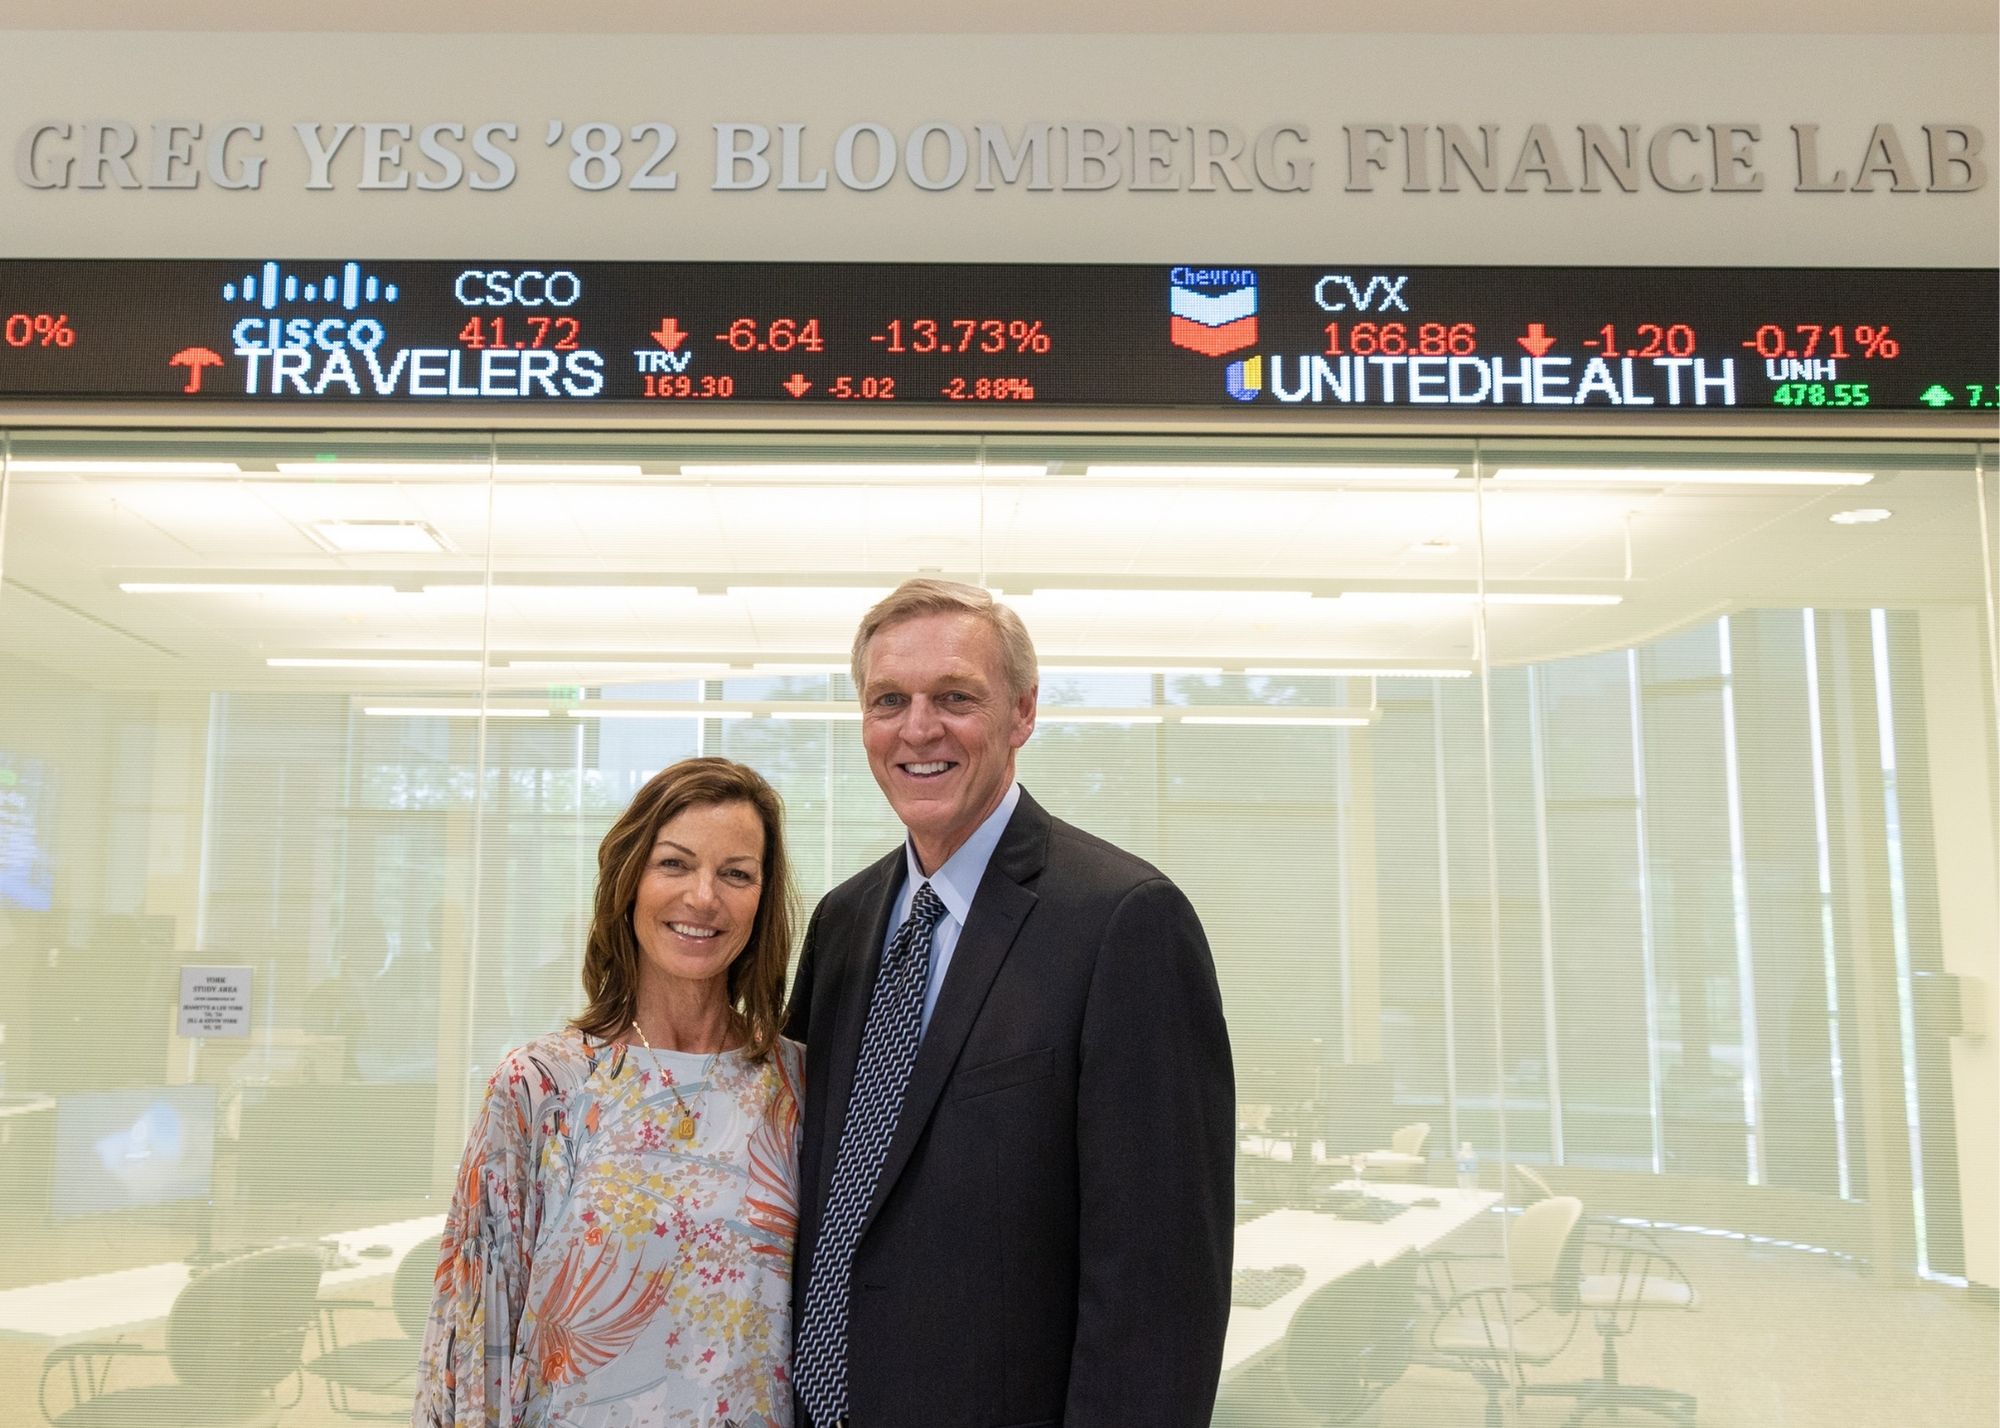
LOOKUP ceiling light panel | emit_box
[7,459,243,475]
[1039,712,1168,724]
[1339,590,1623,608]
[1492,466,1872,487]
[498,659,731,674]
[1080,464,1459,484]
[1181,714,1374,727]
[120,581,405,597]
[1245,666,1474,678]
[307,520,451,554]
[275,461,495,478]
[494,463,646,478]
[678,463,1041,483]
[1017,588,1314,613]
[1043,664,1225,676]
[259,480,495,555]
[269,656,481,669]
[363,705,550,718]
[568,707,753,720]
[271,460,644,479]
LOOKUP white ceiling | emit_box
[0,453,1984,700]
[4,0,1992,32]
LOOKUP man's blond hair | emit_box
[851,578,1038,698]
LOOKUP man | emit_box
[786,578,1234,1428]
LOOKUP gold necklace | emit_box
[630,1019,722,1142]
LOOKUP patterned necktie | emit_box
[795,881,947,1428]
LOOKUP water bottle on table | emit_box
[1456,1140,1479,1190]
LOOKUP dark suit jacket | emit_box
[786,788,1234,1428]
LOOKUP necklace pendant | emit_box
[673,1114,698,1141]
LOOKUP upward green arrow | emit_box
[1920,384,1956,407]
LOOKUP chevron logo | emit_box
[1169,267,1259,357]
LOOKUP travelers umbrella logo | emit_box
[1168,267,1259,358]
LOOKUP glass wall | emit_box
[0,430,1993,1426]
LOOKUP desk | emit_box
[1223,1182,1497,1381]
[0,1214,444,1342]
[1239,1134,1419,1175]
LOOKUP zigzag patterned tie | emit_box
[794,881,946,1428]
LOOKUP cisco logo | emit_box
[225,260,397,353]
[222,261,400,309]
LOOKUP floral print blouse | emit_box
[413,1028,804,1428]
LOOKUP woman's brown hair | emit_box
[572,757,797,1060]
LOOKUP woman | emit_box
[413,757,804,1428]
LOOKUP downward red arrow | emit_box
[651,318,688,351]
[783,373,813,398]
[1517,323,1557,357]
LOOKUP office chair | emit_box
[1213,1253,1421,1427]
[36,1245,325,1428]
[1354,1122,1430,1181]
[1425,1194,1587,1428]
[1508,1159,1557,1206]
[1509,1159,1668,1256]
[306,1233,444,1419]
[1521,1227,1699,1426]
[1287,1251,1421,1424]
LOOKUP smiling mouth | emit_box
[667,922,721,940]
[901,761,956,778]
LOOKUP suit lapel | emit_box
[812,847,904,1213]
[860,790,1051,1235]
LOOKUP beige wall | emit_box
[0,32,1993,266]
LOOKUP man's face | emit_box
[860,611,1036,873]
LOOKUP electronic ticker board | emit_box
[0,259,1992,414]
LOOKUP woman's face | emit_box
[630,799,766,998]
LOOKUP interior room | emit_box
[0,428,1994,1426]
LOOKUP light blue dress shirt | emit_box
[886,781,1022,1038]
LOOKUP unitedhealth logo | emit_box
[1168,266,1258,357]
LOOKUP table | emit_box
[0,1214,444,1341]
[1223,1181,1498,1380]
[1238,1134,1420,1175]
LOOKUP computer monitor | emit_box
[0,752,55,912]
[51,1085,218,1221]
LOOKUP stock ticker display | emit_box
[0,259,1993,414]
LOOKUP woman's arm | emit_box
[411,1042,568,1427]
